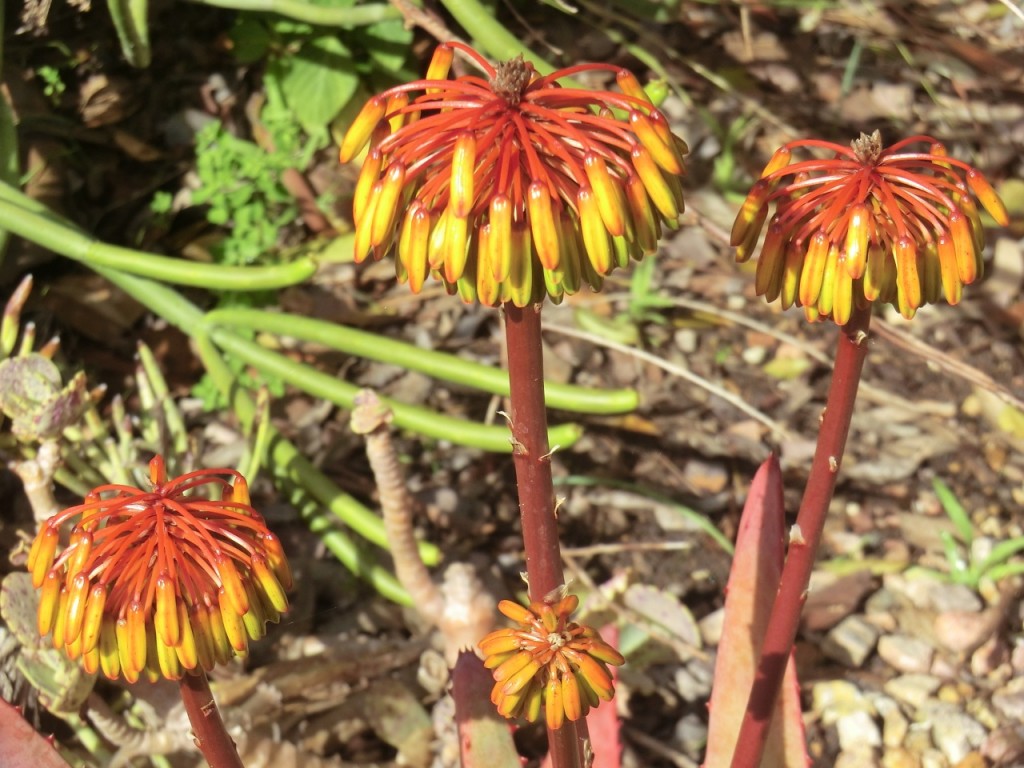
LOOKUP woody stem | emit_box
[503,303,583,768]
[179,670,244,768]
[730,304,872,768]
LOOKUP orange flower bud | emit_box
[450,133,477,219]
[338,96,387,164]
[155,572,180,647]
[527,181,561,270]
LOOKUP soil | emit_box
[1,2,1023,767]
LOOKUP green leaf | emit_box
[364,18,413,72]
[273,35,358,134]
[229,16,273,64]
[932,477,974,545]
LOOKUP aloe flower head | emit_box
[478,592,624,730]
[731,131,1009,323]
[339,42,688,306]
[26,456,291,683]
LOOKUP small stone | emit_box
[698,607,724,647]
[992,676,1024,721]
[674,328,698,354]
[812,680,871,725]
[878,634,934,674]
[741,345,767,365]
[876,695,910,748]
[672,712,708,756]
[837,710,882,751]
[982,725,1024,765]
[674,659,713,702]
[934,609,999,654]
[681,458,729,495]
[884,674,942,709]
[882,747,921,768]
[920,749,948,768]
[882,574,981,613]
[952,752,986,768]
[970,635,1008,677]
[822,615,880,668]
[835,747,879,768]
[930,710,987,765]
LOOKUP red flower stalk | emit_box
[479,593,624,730]
[26,456,291,684]
[731,130,1009,323]
[339,41,687,306]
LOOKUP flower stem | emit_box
[503,303,583,768]
[179,671,244,768]
[729,304,872,768]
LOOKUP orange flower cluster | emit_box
[339,42,687,307]
[479,593,624,730]
[26,456,291,683]
[731,131,1009,323]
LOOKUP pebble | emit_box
[920,749,948,768]
[673,712,708,756]
[837,710,882,751]
[970,635,1008,677]
[991,676,1024,721]
[881,747,921,768]
[929,709,987,764]
[674,659,713,702]
[812,680,872,725]
[952,752,986,768]
[884,674,942,709]
[876,695,909,748]
[698,607,724,647]
[933,609,998,654]
[822,615,880,668]
[835,746,879,768]
[881,574,981,613]
[982,725,1024,764]
[878,634,934,674]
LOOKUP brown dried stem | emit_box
[352,389,445,621]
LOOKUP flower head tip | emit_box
[27,456,291,683]
[731,131,1009,323]
[340,42,688,307]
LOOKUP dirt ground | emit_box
[1,1,1023,767]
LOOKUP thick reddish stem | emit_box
[504,304,564,601]
[179,670,244,768]
[729,305,872,768]
[503,303,583,768]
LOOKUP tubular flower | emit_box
[478,593,624,729]
[731,130,1009,323]
[339,42,687,307]
[26,456,291,684]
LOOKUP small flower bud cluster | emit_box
[731,131,1009,323]
[478,594,624,730]
[339,42,688,307]
[26,456,291,683]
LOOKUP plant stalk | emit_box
[179,671,244,768]
[729,304,872,768]
[503,303,583,768]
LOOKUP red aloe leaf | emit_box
[704,454,808,768]
[452,649,521,768]
[0,697,72,768]
[586,624,623,768]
